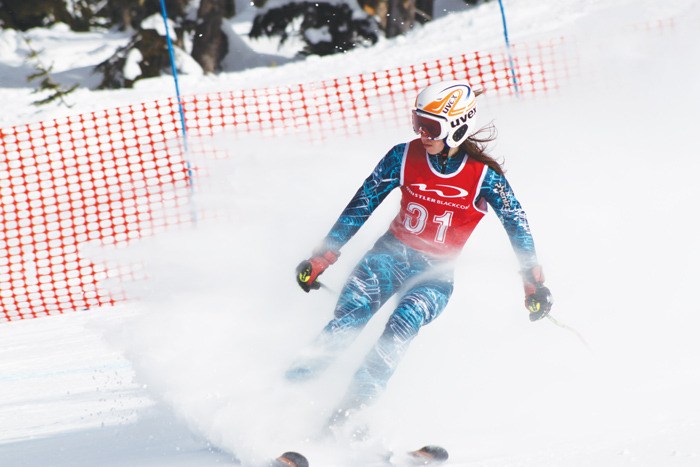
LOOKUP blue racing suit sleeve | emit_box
[322,143,405,251]
[478,168,539,269]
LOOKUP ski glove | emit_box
[521,265,553,321]
[296,249,339,292]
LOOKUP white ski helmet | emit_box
[412,80,478,148]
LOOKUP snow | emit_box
[124,48,144,81]
[2,0,700,466]
[305,26,333,45]
[141,14,178,41]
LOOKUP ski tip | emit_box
[274,451,309,467]
[409,445,449,463]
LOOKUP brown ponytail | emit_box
[458,124,504,175]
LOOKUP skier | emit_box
[289,79,553,433]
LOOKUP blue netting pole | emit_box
[159,0,189,152]
[159,0,196,224]
[497,0,520,96]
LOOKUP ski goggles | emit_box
[412,110,449,140]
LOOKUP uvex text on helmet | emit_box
[413,80,478,148]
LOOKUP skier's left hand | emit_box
[521,265,553,321]
[526,285,553,321]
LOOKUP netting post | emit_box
[497,0,520,96]
[159,0,188,151]
[159,0,197,224]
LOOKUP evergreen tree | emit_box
[250,2,378,56]
[22,35,78,107]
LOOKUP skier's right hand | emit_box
[296,250,339,292]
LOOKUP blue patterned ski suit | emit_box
[288,142,539,414]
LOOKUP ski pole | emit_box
[546,314,593,354]
[318,281,338,295]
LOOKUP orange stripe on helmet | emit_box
[423,89,467,117]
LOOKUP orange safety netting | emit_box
[0,39,570,322]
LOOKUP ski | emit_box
[273,451,309,467]
[271,445,447,466]
[406,445,449,464]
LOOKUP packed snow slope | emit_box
[1,0,700,466]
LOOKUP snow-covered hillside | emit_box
[1,0,700,466]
